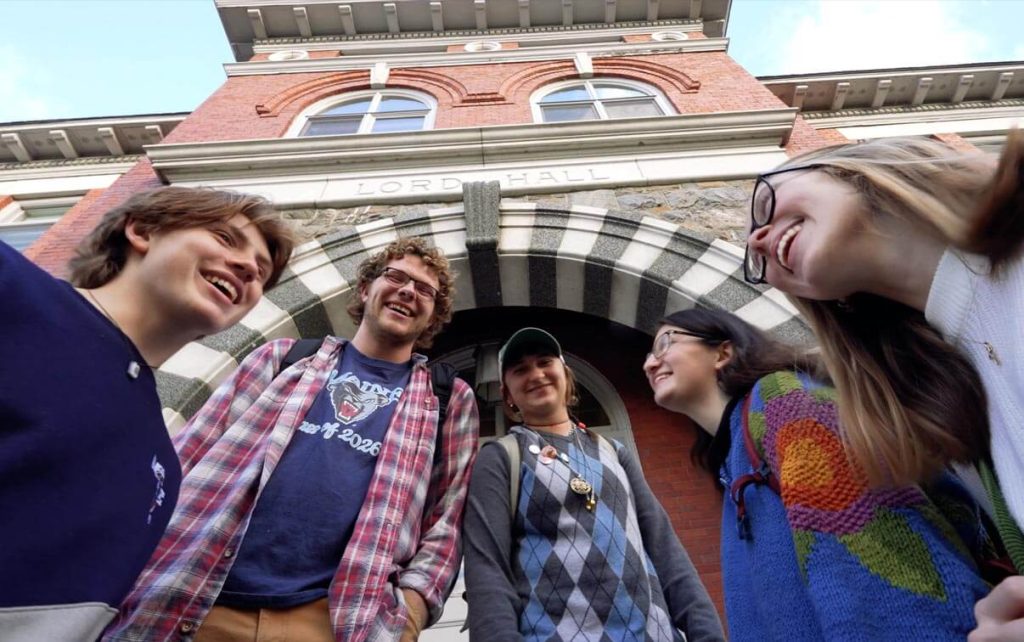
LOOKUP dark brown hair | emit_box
[661,308,825,473]
[345,236,455,349]
[68,186,295,289]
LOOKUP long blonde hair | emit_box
[775,131,1024,486]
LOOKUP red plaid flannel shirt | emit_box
[103,337,479,642]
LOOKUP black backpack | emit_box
[278,338,457,467]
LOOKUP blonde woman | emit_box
[743,133,1024,635]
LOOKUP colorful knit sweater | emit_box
[719,371,989,642]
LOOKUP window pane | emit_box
[541,104,598,122]
[575,385,611,429]
[0,221,52,252]
[603,98,663,119]
[540,86,591,103]
[22,205,71,219]
[302,118,362,136]
[371,116,426,133]
[318,99,373,116]
[376,97,429,113]
[594,84,648,99]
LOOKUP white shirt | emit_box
[926,248,1024,530]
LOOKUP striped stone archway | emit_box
[155,182,807,431]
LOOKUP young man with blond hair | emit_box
[0,186,295,641]
[105,237,479,642]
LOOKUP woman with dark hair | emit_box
[463,327,724,642]
[644,308,992,641]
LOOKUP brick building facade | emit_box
[3,1,1023,637]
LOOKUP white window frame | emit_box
[285,89,438,138]
[0,195,79,252]
[529,77,675,124]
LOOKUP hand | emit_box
[970,576,1024,642]
[400,588,428,642]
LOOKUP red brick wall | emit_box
[166,49,790,143]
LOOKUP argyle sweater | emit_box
[463,426,724,642]
[720,371,989,641]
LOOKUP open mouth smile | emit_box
[203,273,240,304]
[385,302,414,317]
[774,222,802,271]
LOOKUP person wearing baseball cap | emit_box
[462,327,723,642]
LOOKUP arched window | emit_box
[290,90,436,137]
[531,79,673,123]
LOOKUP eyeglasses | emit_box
[744,164,822,284]
[645,329,714,362]
[380,267,439,301]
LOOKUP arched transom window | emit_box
[295,90,436,137]
[532,79,673,123]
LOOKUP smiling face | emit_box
[745,170,874,301]
[359,253,439,349]
[643,325,724,415]
[502,353,570,425]
[130,213,273,336]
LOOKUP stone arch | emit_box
[155,199,806,431]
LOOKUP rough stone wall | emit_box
[284,202,446,241]
[522,181,754,243]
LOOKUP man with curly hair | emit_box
[105,237,479,642]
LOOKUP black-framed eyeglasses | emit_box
[743,164,823,284]
[380,267,439,301]
[645,329,715,362]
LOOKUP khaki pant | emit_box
[194,598,334,642]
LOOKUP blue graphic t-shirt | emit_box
[218,344,412,608]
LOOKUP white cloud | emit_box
[0,45,68,121]
[777,0,990,74]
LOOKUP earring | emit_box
[835,298,854,312]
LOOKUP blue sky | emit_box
[2,0,1022,122]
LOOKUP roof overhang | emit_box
[216,0,731,61]
[761,61,1024,115]
[0,114,186,165]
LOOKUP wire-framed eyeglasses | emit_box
[744,164,823,284]
[645,329,714,362]
[380,267,439,301]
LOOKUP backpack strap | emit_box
[428,361,456,466]
[278,338,323,374]
[729,393,781,540]
[497,434,521,522]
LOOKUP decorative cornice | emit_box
[227,38,728,76]
[802,99,1024,128]
[255,18,701,45]
[0,154,143,173]
[146,109,795,183]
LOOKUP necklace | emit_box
[84,289,149,380]
[570,425,598,511]
[521,422,597,512]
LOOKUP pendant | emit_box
[127,360,141,379]
[585,494,597,512]
[569,476,592,495]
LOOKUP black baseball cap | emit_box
[498,327,563,374]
